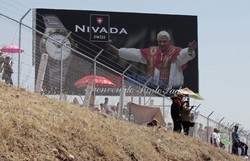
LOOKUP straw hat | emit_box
[170,93,184,99]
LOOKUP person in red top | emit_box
[106,31,197,88]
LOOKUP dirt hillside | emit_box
[0,83,244,161]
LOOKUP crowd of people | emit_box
[0,52,13,85]
[64,90,250,158]
[169,92,249,157]
[77,94,249,158]
[94,97,126,119]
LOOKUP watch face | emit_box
[45,33,71,60]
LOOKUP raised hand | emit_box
[188,40,197,52]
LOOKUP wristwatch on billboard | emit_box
[40,14,75,92]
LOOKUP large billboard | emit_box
[34,9,198,96]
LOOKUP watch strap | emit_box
[47,58,72,91]
[41,14,72,91]
[42,14,66,31]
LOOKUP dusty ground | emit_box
[0,83,244,161]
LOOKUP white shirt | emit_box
[211,132,220,147]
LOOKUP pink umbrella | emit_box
[75,74,114,88]
[0,44,24,54]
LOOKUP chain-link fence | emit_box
[1,11,250,156]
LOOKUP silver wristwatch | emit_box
[40,14,74,92]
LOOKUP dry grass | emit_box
[0,83,244,161]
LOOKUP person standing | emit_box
[0,53,4,82]
[170,94,183,132]
[2,56,13,85]
[189,111,199,137]
[181,101,195,135]
[103,97,111,115]
[232,125,240,155]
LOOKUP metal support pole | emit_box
[18,9,31,87]
[194,104,201,112]
[154,85,160,92]
[228,122,235,153]
[93,49,104,106]
[163,96,165,120]
[246,133,250,147]
[228,128,232,153]
[145,97,152,105]
[143,77,152,105]
[60,32,72,100]
[145,85,159,105]
[187,95,190,103]
[229,122,235,129]
[143,89,146,105]
[218,117,225,127]
[207,111,214,142]
[118,64,131,119]
[239,127,244,133]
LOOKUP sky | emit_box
[1,0,250,130]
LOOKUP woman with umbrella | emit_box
[0,44,24,86]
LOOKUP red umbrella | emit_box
[0,44,24,54]
[75,74,114,88]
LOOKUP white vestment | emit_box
[118,47,195,87]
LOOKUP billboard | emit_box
[34,9,198,96]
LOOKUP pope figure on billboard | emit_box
[106,30,197,89]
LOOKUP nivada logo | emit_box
[75,25,128,35]
[96,17,103,25]
[76,14,129,42]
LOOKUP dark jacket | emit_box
[171,101,182,120]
